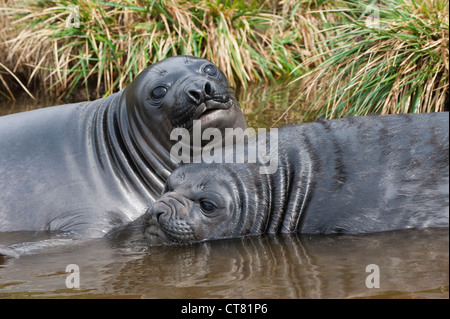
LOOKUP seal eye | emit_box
[203,64,217,77]
[151,86,167,99]
[199,199,217,214]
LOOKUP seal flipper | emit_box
[0,245,20,258]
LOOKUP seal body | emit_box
[147,113,449,244]
[0,56,246,237]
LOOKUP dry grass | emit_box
[1,0,332,101]
[1,0,447,119]
[294,0,449,118]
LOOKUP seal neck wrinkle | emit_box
[265,127,316,234]
[222,163,272,239]
[118,94,176,201]
[90,90,165,203]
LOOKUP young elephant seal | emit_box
[146,112,449,244]
[0,55,246,238]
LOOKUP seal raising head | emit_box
[118,55,248,194]
[123,55,246,134]
[0,55,247,238]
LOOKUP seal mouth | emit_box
[173,97,234,130]
[144,215,170,245]
[194,98,231,121]
[199,108,217,119]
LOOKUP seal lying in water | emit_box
[0,55,246,238]
[145,112,449,244]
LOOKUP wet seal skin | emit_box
[0,55,247,239]
[145,112,449,244]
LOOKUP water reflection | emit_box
[1,228,448,298]
[236,79,307,128]
[0,79,308,127]
[0,95,57,117]
[0,82,448,299]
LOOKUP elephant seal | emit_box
[0,55,246,238]
[146,112,449,244]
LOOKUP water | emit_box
[0,78,307,126]
[1,229,448,298]
[0,81,448,299]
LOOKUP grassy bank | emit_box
[297,0,449,118]
[0,0,448,118]
[1,0,332,100]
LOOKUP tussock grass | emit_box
[1,0,447,120]
[296,0,449,118]
[1,0,325,100]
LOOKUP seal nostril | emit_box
[150,210,165,225]
[204,82,213,96]
[156,211,164,222]
[187,90,202,104]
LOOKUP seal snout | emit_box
[185,79,230,105]
[151,200,172,224]
[186,80,214,105]
[148,194,196,244]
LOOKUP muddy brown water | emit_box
[0,81,448,299]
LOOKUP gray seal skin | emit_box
[146,112,449,244]
[0,55,247,238]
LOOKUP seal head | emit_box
[145,163,270,244]
[122,56,246,148]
